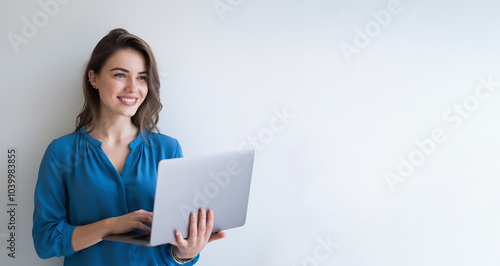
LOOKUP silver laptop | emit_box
[103,149,255,246]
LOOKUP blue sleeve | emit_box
[174,138,183,158]
[32,140,77,259]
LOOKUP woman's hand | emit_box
[105,209,153,235]
[169,208,226,259]
[72,209,153,252]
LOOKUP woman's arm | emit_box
[33,141,153,257]
[72,210,153,252]
[33,141,75,258]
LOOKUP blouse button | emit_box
[66,245,70,249]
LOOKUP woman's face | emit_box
[89,49,148,120]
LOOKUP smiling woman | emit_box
[77,28,161,138]
[32,28,225,266]
[88,49,149,126]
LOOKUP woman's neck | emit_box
[88,116,138,143]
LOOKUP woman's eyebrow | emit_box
[110,67,147,74]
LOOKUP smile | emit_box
[119,97,137,103]
[117,97,138,106]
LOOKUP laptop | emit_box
[103,149,255,246]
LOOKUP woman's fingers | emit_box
[135,210,153,225]
[169,209,226,259]
[135,221,152,232]
[189,212,198,238]
[106,210,153,235]
[198,209,207,237]
[137,211,153,231]
[171,230,186,247]
[203,210,214,240]
[208,231,226,243]
[127,210,153,232]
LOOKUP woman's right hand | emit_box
[72,209,153,252]
[105,209,153,236]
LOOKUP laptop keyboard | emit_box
[129,233,151,241]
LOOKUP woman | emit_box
[32,28,225,265]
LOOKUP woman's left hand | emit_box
[169,208,226,259]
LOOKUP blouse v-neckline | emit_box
[80,126,143,176]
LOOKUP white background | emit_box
[1,0,500,265]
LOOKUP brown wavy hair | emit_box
[75,28,162,136]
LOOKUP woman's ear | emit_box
[88,70,97,89]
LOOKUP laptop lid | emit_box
[149,149,255,246]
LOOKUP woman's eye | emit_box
[115,73,125,78]
[139,76,147,80]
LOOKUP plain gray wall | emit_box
[1,0,500,265]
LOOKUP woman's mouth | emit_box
[118,97,138,106]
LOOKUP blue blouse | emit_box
[32,128,199,265]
